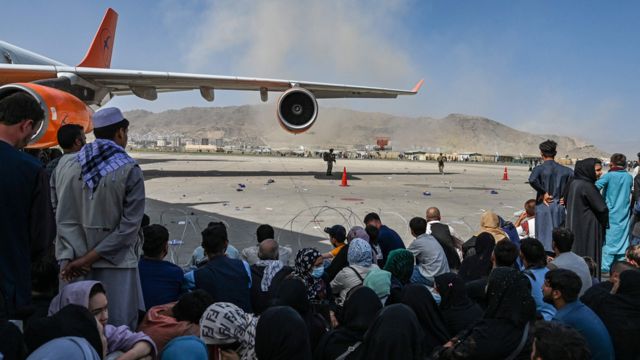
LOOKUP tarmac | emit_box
[136,152,537,268]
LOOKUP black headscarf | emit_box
[435,272,484,335]
[355,304,426,360]
[484,267,535,327]
[400,284,450,353]
[458,232,496,282]
[272,278,327,352]
[256,306,312,360]
[314,287,381,360]
[24,304,103,356]
[573,158,598,183]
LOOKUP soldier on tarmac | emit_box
[324,148,336,176]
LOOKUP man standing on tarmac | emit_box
[324,148,336,176]
[437,153,445,174]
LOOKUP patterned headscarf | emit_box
[77,139,135,193]
[348,238,373,267]
[292,248,324,300]
[255,259,284,291]
[384,249,414,284]
[200,303,258,360]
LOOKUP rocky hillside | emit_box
[124,105,607,157]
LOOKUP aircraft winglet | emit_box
[77,8,118,68]
[411,79,425,93]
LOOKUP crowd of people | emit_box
[1,94,640,360]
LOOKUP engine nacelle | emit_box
[277,87,318,134]
[0,83,93,148]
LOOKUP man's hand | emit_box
[61,250,101,281]
[543,193,554,206]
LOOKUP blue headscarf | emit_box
[161,336,208,360]
[27,337,101,360]
[348,238,373,267]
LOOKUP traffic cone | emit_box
[502,167,509,181]
[340,167,349,187]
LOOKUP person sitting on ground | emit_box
[290,248,329,301]
[465,238,519,309]
[331,238,379,304]
[581,260,637,302]
[271,278,329,353]
[138,224,184,311]
[183,222,252,313]
[383,249,414,305]
[250,239,293,314]
[349,304,427,360]
[24,253,59,329]
[255,306,312,360]
[363,268,392,305]
[314,286,381,360]
[321,225,347,260]
[160,336,208,360]
[458,232,495,282]
[407,217,449,293]
[581,269,640,360]
[48,281,155,359]
[475,211,508,243]
[27,336,104,360]
[25,304,106,359]
[515,199,537,240]
[137,290,213,353]
[425,208,462,272]
[530,321,591,360]
[547,228,592,296]
[241,224,292,266]
[200,302,258,360]
[363,212,405,267]
[400,284,450,355]
[582,256,600,285]
[324,226,372,284]
[434,267,536,359]
[542,269,615,360]
[365,224,384,266]
[435,272,484,336]
[520,238,556,320]
[45,123,86,177]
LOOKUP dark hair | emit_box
[532,321,590,360]
[539,139,558,157]
[409,217,427,235]
[0,92,44,126]
[202,222,228,255]
[524,199,536,216]
[552,228,574,253]
[89,283,106,298]
[610,260,636,275]
[141,214,150,228]
[256,224,274,243]
[56,124,84,149]
[545,268,582,303]
[520,238,547,268]
[172,290,214,323]
[582,256,597,277]
[365,224,379,246]
[610,153,626,167]
[93,118,129,140]
[31,254,59,296]
[626,244,640,265]
[142,224,169,258]
[493,240,519,267]
[363,212,380,224]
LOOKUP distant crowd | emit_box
[1,93,640,360]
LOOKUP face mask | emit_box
[311,266,324,278]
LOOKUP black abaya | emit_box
[565,159,608,274]
[256,306,312,360]
[400,284,450,353]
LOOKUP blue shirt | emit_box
[378,225,405,266]
[554,301,615,360]
[524,267,556,320]
[138,258,185,310]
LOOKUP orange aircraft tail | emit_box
[77,8,118,68]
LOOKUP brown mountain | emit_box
[124,105,607,157]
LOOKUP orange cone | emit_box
[502,167,509,181]
[340,167,349,187]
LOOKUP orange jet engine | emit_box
[0,83,93,148]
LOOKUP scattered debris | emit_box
[168,239,183,246]
[423,191,431,196]
[266,179,275,184]
[490,190,499,195]
[265,207,273,211]
[236,188,244,192]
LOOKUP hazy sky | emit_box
[1,1,638,155]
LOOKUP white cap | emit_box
[92,107,125,128]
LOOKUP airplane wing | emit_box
[0,64,423,101]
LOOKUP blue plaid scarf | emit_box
[77,139,135,193]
